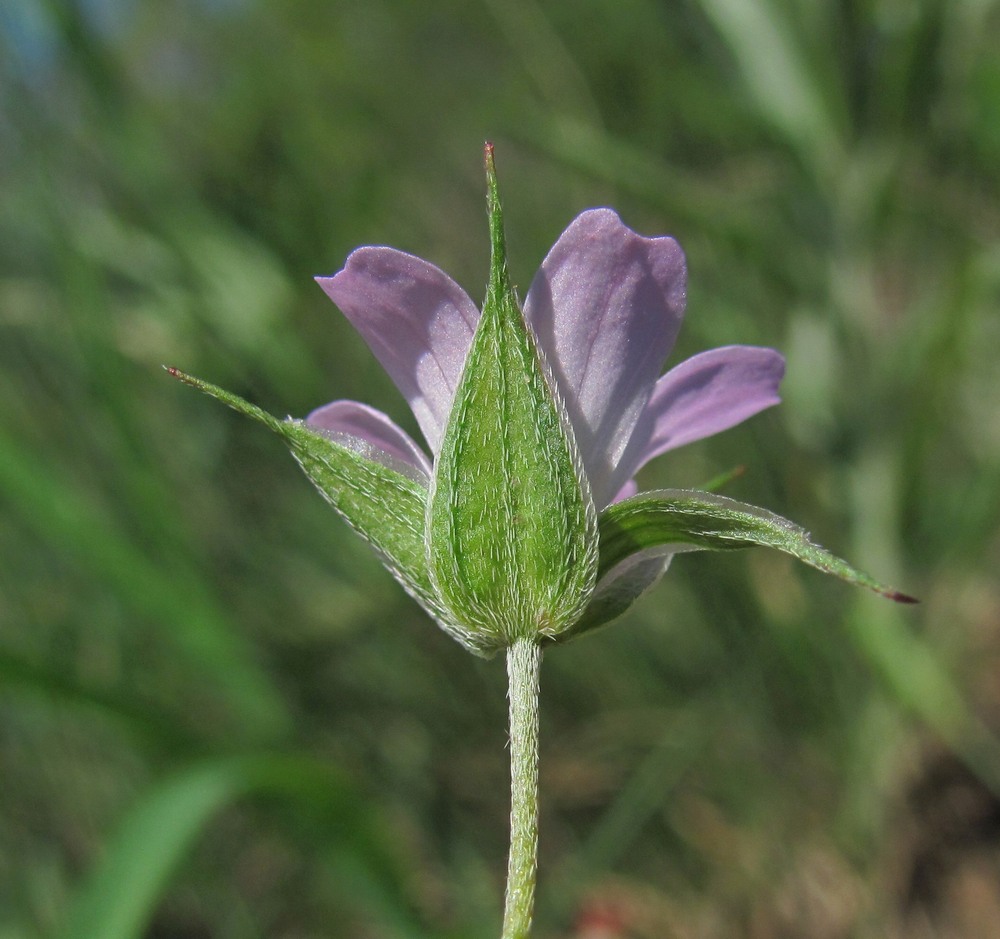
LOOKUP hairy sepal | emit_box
[426,152,598,649]
[427,288,598,648]
[563,488,916,641]
[166,370,475,648]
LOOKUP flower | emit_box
[167,151,913,939]
[307,208,785,511]
[168,149,911,658]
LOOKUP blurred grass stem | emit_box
[502,637,541,939]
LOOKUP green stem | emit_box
[501,636,542,939]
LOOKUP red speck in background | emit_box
[573,897,629,938]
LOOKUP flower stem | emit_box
[502,636,542,939]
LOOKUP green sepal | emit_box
[562,488,916,641]
[166,368,467,646]
[426,147,599,649]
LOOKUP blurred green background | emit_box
[2,0,1000,936]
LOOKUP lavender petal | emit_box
[612,345,785,496]
[306,399,432,481]
[524,209,687,507]
[316,247,479,456]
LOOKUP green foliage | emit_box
[2,0,999,936]
[61,754,421,939]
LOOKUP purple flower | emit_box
[169,160,911,658]
[165,156,916,939]
[308,208,784,509]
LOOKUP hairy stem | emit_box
[501,636,542,939]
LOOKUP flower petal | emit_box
[611,479,639,503]
[306,399,432,481]
[524,209,687,508]
[565,553,674,640]
[316,247,480,455]
[612,345,785,495]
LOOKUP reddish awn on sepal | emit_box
[168,142,914,939]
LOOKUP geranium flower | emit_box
[169,146,913,939]
[169,148,911,659]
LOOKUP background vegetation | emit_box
[2,0,1000,936]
